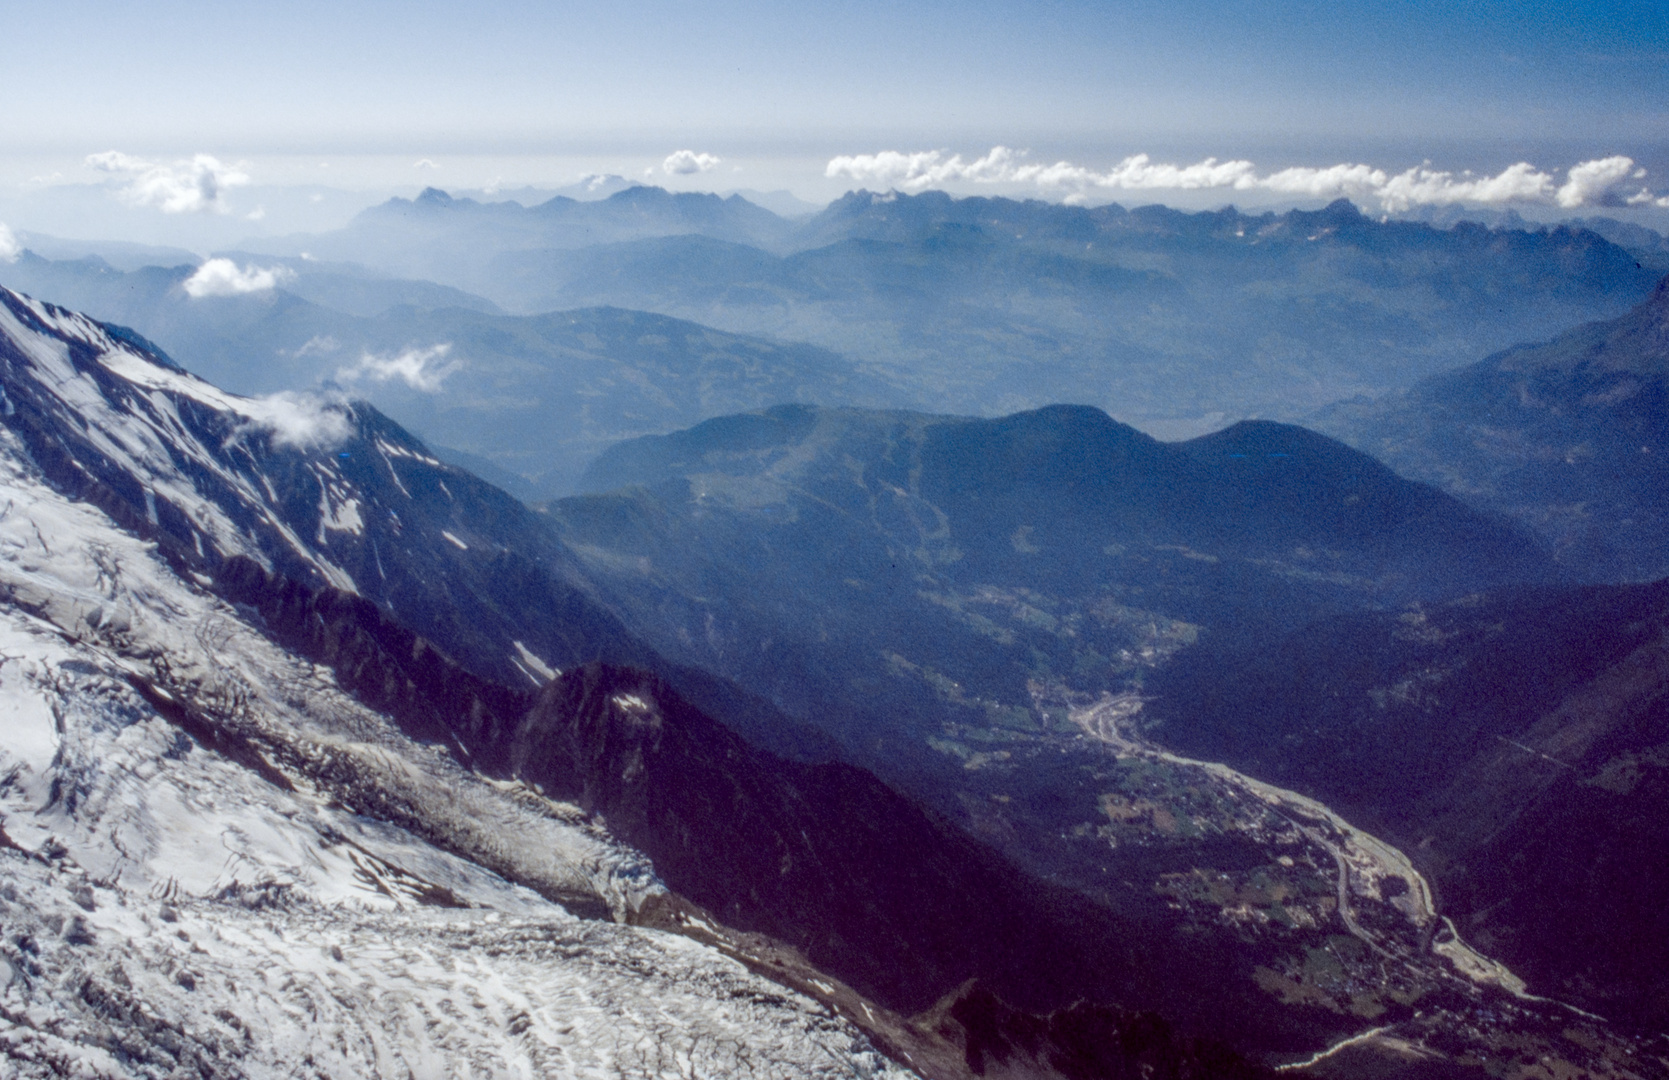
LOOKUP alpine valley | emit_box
[0,186,1667,1080]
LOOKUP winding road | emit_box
[1072,694,1529,995]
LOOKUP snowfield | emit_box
[0,288,910,1078]
[1,856,903,1079]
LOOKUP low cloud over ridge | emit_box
[826,148,1669,211]
[0,224,19,263]
[336,344,459,393]
[183,259,294,298]
[87,151,250,214]
[239,391,355,450]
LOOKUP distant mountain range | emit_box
[254,184,802,272]
[2,189,1659,505]
[0,253,903,496]
[1316,274,1669,582]
[240,187,1659,425]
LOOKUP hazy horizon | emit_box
[4,0,1668,251]
[5,144,1669,255]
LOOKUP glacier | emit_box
[0,285,910,1077]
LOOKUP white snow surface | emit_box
[0,410,906,1074]
[512,641,559,684]
[0,289,360,593]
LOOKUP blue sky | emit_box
[6,0,1664,149]
[1,0,1666,237]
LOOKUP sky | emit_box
[2,0,1667,245]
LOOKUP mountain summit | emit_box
[560,402,1552,770]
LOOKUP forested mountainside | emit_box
[1317,274,1669,583]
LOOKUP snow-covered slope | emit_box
[0,284,634,694]
[0,287,362,591]
[0,288,910,1075]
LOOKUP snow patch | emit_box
[513,640,559,682]
[312,465,365,541]
[375,438,441,466]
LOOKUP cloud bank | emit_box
[0,223,19,263]
[239,391,356,450]
[87,151,250,214]
[826,148,1669,211]
[663,150,721,175]
[183,259,295,298]
[336,344,458,393]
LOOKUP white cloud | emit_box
[414,158,439,169]
[182,258,295,298]
[336,344,459,393]
[245,206,267,221]
[0,223,19,263]
[87,151,250,214]
[1555,155,1640,208]
[238,391,355,450]
[1375,162,1556,211]
[825,147,1669,212]
[663,150,721,175]
[290,335,341,358]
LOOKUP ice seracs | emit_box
[0,286,910,1078]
